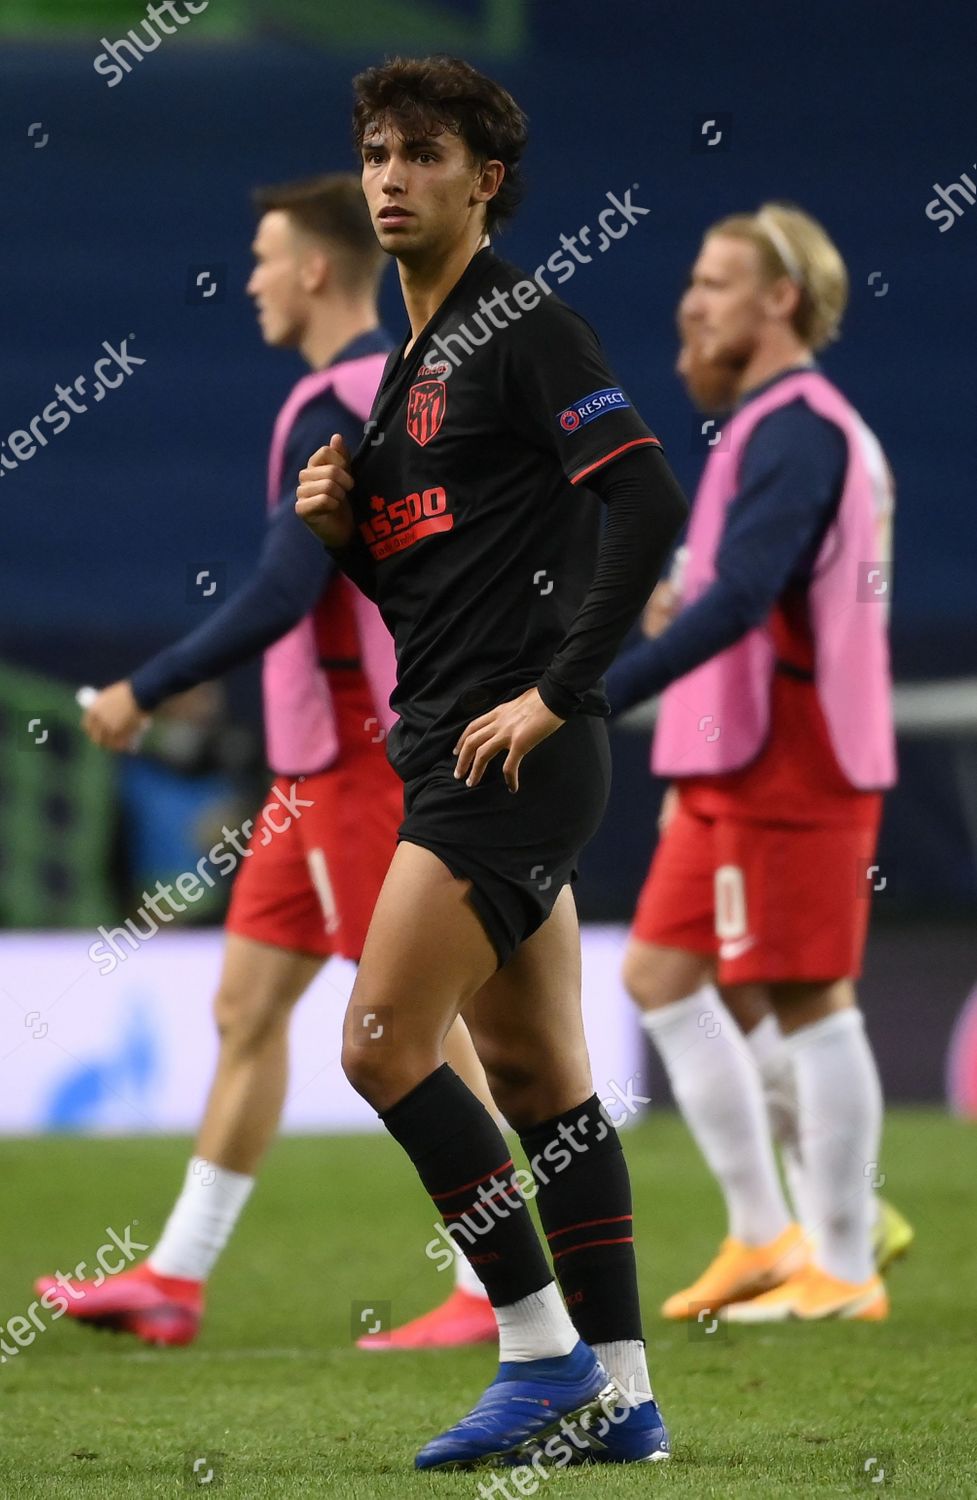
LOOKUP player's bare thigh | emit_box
[340,841,499,1111]
[621,937,716,1012]
[719,982,773,1035]
[213,933,324,1046]
[464,883,592,1130]
[716,979,857,1036]
[767,977,857,1034]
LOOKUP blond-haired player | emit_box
[607,203,907,1321]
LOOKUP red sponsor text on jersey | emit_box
[359,485,454,560]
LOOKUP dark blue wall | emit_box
[2,0,975,907]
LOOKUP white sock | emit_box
[641,987,791,1245]
[494,1281,579,1362]
[454,1250,489,1300]
[786,1009,882,1284]
[745,1014,812,1234]
[593,1341,653,1406]
[148,1157,255,1281]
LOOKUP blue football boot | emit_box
[513,1384,670,1467]
[574,1391,670,1463]
[414,1339,614,1471]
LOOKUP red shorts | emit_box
[631,795,883,985]
[226,751,402,961]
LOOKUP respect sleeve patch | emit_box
[557,386,631,432]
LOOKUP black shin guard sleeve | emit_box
[520,1094,643,1344]
[381,1064,552,1307]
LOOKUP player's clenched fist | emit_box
[295,433,356,548]
[83,680,149,752]
[641,580,679,640]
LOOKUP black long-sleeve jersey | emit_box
[327,246,686,780]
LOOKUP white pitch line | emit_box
[113,1347,326,1362]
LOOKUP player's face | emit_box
[360,125,496,262]
[246,211,312,348]
[681,234,770,375]
[675,292,738,413]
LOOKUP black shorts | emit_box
[397,712,612,969]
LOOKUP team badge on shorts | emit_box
[407,380,446,447]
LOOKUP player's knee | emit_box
[340,1045,426,1108]
[620,947,663,1006]
[485,1074,558,1132]
[480,1068,531,1127]
[339,1026,393,1101]
[475,1046,536,1114]
[212,980,294,1054]
[478,1045,589,1132]
[340,1037,385,1101]
[621,943,701,1009]
[341,1021,440,1107]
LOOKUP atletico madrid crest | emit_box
[407,380,446,447]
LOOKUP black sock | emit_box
[519,1094,643,1345]
[380,1063,553,1308]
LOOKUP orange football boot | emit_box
[661,1223,808,1320]
[724,1265,889,1322]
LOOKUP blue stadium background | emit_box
[1,0,975,960]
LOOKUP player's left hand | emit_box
[83,680,150,752]
[453,687,564,793]
[641,579,679,639]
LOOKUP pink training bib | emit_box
[653,370,896,790]
[262,354,398,776]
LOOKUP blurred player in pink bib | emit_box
[606,203,912,1322]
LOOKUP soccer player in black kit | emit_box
[296,56,687,1471]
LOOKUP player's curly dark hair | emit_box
[352,55,528,233]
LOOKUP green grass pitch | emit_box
[3,1109,975,1497]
